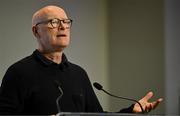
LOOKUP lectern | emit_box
[56,112,164,116]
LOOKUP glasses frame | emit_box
[35,18,73,28]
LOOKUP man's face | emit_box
[34,7,71,52]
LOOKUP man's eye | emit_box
[51,21,57,24]
[51,19,59,23]
[63,20,71,24]
[51,20,58,24]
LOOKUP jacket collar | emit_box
[33,49,69,68]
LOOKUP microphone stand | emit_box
[93,82,145,114]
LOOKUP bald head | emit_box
[32,5,68,26]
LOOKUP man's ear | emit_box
[32,26,40,38]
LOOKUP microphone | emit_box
[93,82,145,113]
[54,80,63,113]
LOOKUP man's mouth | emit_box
[57,34,67,37]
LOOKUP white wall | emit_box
[0,0,109,111]
[165,0,180,114]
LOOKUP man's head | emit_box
[32,5,72,53]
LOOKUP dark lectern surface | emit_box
[56,112,171,116]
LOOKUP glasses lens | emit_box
[63,19,72,24]
[62,19,72,28]
[51,19,59,28]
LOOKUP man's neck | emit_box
[38,49,63,64]
[44,52,63,64]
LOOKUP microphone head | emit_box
[93,82,103,90]
[54,80,61,87]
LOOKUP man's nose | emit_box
[58,23,66,30]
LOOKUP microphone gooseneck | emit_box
[93,82,145,114]
[54,80,63,113]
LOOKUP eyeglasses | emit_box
[35,18,73,28]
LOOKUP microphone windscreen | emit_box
[93,82,103,90]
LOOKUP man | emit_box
[0,5,162,115]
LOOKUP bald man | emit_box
[0,5,162,115]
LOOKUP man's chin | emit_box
[54,45,68,51]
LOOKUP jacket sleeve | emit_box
[119,104,134,113]
[0,65,25,114]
